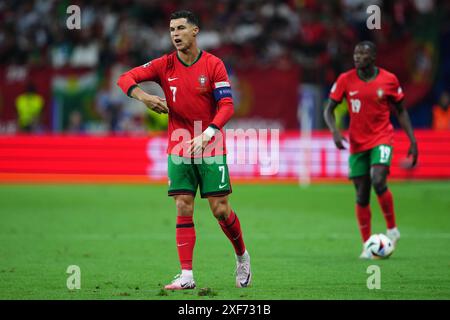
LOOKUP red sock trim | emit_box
[377,189,396,229]
[356,204,371,242]
[176,215,195,270]
[219,210,246,256]
[177,215,193,226]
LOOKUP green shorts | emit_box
[349,144,393,178]
[167,154,232,198]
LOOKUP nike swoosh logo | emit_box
[177,243,188,247]
[219,184,228,189]
[240,273,251,287]
[232,233,241,241]
[168,77,178,81]
[349,91,358,96]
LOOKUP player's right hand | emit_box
[408,142,418,167]
[142,95,169,114]
[332,131,347,150]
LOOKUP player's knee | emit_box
[356,188,370,206]
[210,199,230,221]
[354,184,370,206]
[175,197,194,216]
[356,195,370,207]
[371,176,387,195]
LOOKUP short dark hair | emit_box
[170,10,200,27]
[356,41,377,56]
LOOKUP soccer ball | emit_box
[364,234,395,259]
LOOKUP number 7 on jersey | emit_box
[170,86,177,102]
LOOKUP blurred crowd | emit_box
[0,0,449,133]
[1,0,446,80]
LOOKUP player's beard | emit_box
[177,40,194,53]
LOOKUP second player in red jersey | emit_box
[324,41,418,259]
[329,67,404,153]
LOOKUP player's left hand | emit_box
[187,133,211,156]
[408,142,418,167]
[332,131,347,150]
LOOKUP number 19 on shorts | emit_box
[378,145,391,163]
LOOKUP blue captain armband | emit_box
[213,81,232,101]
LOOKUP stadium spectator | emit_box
[66,110,85,134]
[15,83,44,133]
[146,110,168,132]
[95,80,124,132]
[70,30,100,68]
[432,91,450,130]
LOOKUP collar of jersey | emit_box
[357,66,379,82]
[177,50,203,67]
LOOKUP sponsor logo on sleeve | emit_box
[214,81,230,89]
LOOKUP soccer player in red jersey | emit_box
[117,11,251,288]
[324,41,418,259]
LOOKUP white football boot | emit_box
[359,247,373,259]
[386,227,401,247]
[164,272,196,290]
[236,250,252,288]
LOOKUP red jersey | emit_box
[329,67,404,153]
[117,50,234,157]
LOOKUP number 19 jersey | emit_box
[329,67,404,154]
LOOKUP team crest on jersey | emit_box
[377,88,384,98]
[198,75,207,87]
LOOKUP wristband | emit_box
[203,126,217,139]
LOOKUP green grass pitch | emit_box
[0,181,449,299]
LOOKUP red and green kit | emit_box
[117,50,234,196]
[329,67,404,177]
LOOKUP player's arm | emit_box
[324,76,347,150]
[187,91,233,155]
[188,60,234,155]
[324,99,347,150]
[389,76,418,166]
[392,101,418,166]
[207,61,234,135]
[129,86,168,114]
[117,62,168,114]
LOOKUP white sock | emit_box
[236,250,249,263]
[181,269,193,280]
